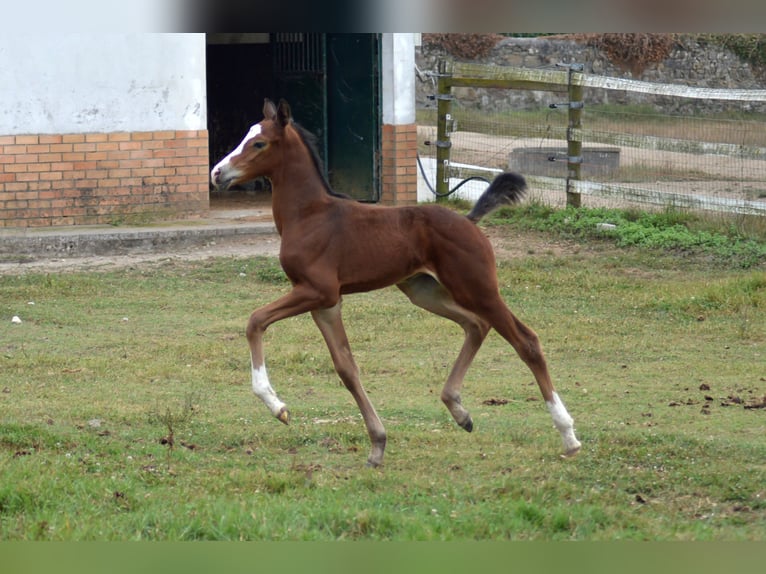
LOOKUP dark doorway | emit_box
[205,33,381,208]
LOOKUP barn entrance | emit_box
[205,33,381,217]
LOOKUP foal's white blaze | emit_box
[546,392,581,454]
[251,361,287,418]
[210,123,262,184]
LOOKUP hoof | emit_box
[459,416,474,433]
[561,444,582,458]
[276,407,290,425]
[365,459,382,469]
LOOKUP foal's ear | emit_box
[276,99,292,127]
[263,99,277,120]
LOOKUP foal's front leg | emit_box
[246,285,329,425]
[312,301,387,467]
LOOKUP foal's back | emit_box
[305,197,498,297]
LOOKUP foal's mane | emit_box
[290,122,351,200]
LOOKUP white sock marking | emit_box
[546,392,581,453]
[251,362,286,417]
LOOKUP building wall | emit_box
[380,33,418,206]
[0,34,208,227]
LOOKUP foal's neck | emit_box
[269,136,334,234]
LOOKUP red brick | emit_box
[15,135,39,145]
[40,135,63,144]
[118,141,141,151]
[164,139,189,149]
[118,160,142,170]
[141,140,165,150]
[96,142,119,152]
[4,145,27,155]
[128,149,153,160]
[153,131,175,140]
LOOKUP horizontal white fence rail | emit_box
[439,62,766,216]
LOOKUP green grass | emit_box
[488,203,766,269]
[1,225,765,540]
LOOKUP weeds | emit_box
[488,203,766,268]
[147,391,200,454]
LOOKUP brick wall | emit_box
[0,130,209,228]
[380,123,418,205]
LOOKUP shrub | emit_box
[422,34,502,60]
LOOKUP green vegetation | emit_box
[488,204,766,269]
[706,33,766,71]
[1,222,764,540]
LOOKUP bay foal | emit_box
[211,99,581,466]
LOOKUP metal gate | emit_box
[273,33,380,201]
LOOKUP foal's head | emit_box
[210,99,292,190]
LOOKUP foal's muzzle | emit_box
[210,166,236,190]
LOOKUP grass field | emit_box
[1,220,764,540]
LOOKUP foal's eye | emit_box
[253,141,267,150]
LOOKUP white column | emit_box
[381,33,416,126]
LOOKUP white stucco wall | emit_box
[381,33,416,125]
[0,33,206,135]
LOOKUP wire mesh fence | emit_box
[416,61,766,216]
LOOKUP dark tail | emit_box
[466,172,527,223]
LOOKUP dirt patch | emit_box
[0,223,592,276]
[481,225,586,260]
[0,232,282,276]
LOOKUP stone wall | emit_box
[416,36,766,115]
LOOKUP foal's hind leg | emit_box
[398,274,490,432]
[311,300,387,468]
[480,298,581,456]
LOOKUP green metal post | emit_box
[436,59,453,200]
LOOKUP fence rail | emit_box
[451,60,766,101]
[429,60,766,216]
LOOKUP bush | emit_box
[422,34,502,60]
[584,33,677,76]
